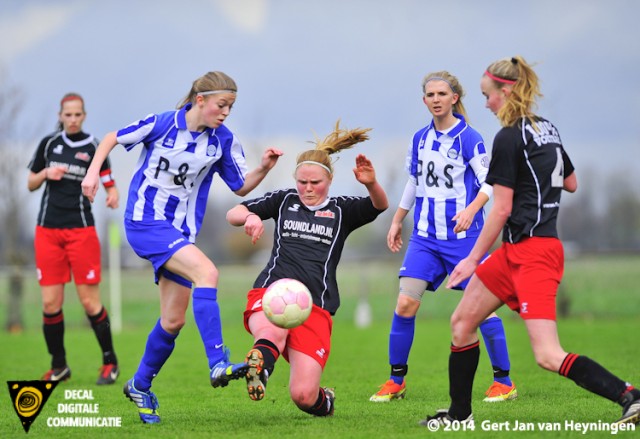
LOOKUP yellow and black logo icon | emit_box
[7,380,59,433]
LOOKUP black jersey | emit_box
[486,117,575,244]
[28,131,114,228]
[243,188,385,315]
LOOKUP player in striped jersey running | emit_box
[81,71,282,424]
[371,71,516,403]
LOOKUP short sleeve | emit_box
[485,128,519,189]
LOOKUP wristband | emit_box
[245,212,258,222]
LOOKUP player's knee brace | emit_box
[398,277,429,303]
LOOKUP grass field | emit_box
[0,255,639,438]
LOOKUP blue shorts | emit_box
[399,234,484,291]
[125,219,193,288]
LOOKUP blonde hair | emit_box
[296,120,371,175]
[177,71,237,108]
[484,56,542,127]
[421,71,469,122]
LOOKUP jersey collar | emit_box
[176,103,215,134]
[302,197,331,211]
[61,131,94,148]
[427,112,467,139]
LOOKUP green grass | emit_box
[0,256,639,438]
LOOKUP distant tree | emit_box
[559,167,640,252]
[558,168,603,251]
[602,173,640,250]
[0,69,31,331]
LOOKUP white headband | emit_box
[197,90,237,96]
[296,160,332,174]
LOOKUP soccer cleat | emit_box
[245,349,268,401]
[96,364,120,385]
[42,366,71,382]
[616,395,640,425]
[323,387,335,416]
[483,381,518,402]
[369,379,406,402]
[210,346,250,388]
[123,378,160,424]
[419,409,474,428]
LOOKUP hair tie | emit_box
[511,57,518,65]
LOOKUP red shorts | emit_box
[475,237,564,320]
[244,288,333,369]
[34,226,102,286]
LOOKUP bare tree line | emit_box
[559,169,640,252]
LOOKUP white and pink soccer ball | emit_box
[262,278,313,329]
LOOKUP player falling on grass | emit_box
[81,71,282,424]
[28,93,120,386]
[370,71,517,403]
[227,121,388,416]
[421,56,640,427]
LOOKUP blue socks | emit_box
[479,316,512,386]
[133,287,226,391]
[386,314,512,387]
[134,319,178,391]
[388,313,415,385]
[192,287,225,368]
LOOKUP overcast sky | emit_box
[2,0,639,214]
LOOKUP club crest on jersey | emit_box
[53,144,64,154]
[207,136,220,157]
[315,210,335,219]
[447,147,459,159]
[75,152,91,162]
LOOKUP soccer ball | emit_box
[262,278,313,329]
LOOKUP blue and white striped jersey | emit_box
[406,114,489,240]
[117,103,248,242]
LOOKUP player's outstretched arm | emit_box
[227,204,264,244]
[81,131,118,203]
[353,154,388,211]
[235,147,283,196]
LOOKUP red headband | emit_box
[484,70,516,85]
[60,95,83,105]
